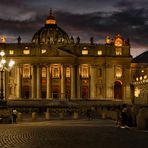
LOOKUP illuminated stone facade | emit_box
[0,12,133,104]
[131,51,148,104]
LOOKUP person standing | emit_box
[12,109,17,123]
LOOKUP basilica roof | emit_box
[132,51,148,63]
[32,9,71,45]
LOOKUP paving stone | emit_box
[0,120,148,148]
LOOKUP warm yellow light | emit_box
[105,36,111,44]
[82,50,88,55]
[114,38,123,47]
[42,49,46,54]
[144,75,147,79]
[46,19,56,25]
[136,77,139,81]
[66,67,71,77]
[116,67,122,78]
[134,87,140,97]
[23,50,30,54]
[141,70,144,73]
[9,60,15,67]
[9,50,14,55]
[140,76,143,80]
[97,50,102,55]
[115,48,122,55]
[1,36,6,43]
[0,51,5,56]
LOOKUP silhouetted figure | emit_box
[17,36,21,44]
[76,36,80,44]
[90,37,94,45]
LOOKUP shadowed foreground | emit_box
[0,120,148,148]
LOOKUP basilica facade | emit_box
[0,11,133,104]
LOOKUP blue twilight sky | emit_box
[0,0,148,57]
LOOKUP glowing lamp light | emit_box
[144,75,147,79]
[1,59,6,64]
[9,60,15,67]
[141,70,144,73]
[0,51,5,56]
[134,87,140,97]
[140,76,143,80]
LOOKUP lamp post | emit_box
[0,50,15,102]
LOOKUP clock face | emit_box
[114,38,123,46]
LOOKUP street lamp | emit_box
[0,50,15,101]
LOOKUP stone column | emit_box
[16,65,21,98]
[90,65,95,99]
[124,66,132,103]
[36,65,41,99]
[105,63,114,100]
[77,65,80,98]
[46,65,51,99]
[71,65,76,99]
[61,64,66,100]
[31,65,36,99]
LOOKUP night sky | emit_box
[0,0,148,57]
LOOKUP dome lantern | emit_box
[45,8,57,25]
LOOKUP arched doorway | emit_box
[114,81,123,99]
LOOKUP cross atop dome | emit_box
[49,8,52,16]
[45,8,57,25]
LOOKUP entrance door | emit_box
[114,81,122,99]
[22,86,30,99]
[82,86,89,99]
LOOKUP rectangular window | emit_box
[82,50,88,55]
[9,50,14,55]
[52,66,60,78]
[42,49,46,54]
[66,67,71,78]
[97,50,102,55]
[23,64,30,78]
[42,67,46,78]
[80,65,89,78]
[115,66,122,78]
[115,48,122,55]
[23,50,30,55]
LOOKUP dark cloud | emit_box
[114,0,134,9]
[55,8,148,46]
[0,0,148,56]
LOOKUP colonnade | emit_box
[14,64,96,100]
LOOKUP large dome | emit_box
[32,10,70,44]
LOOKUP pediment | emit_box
[46,48,76,57]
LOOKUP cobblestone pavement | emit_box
[0,119,148,148]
